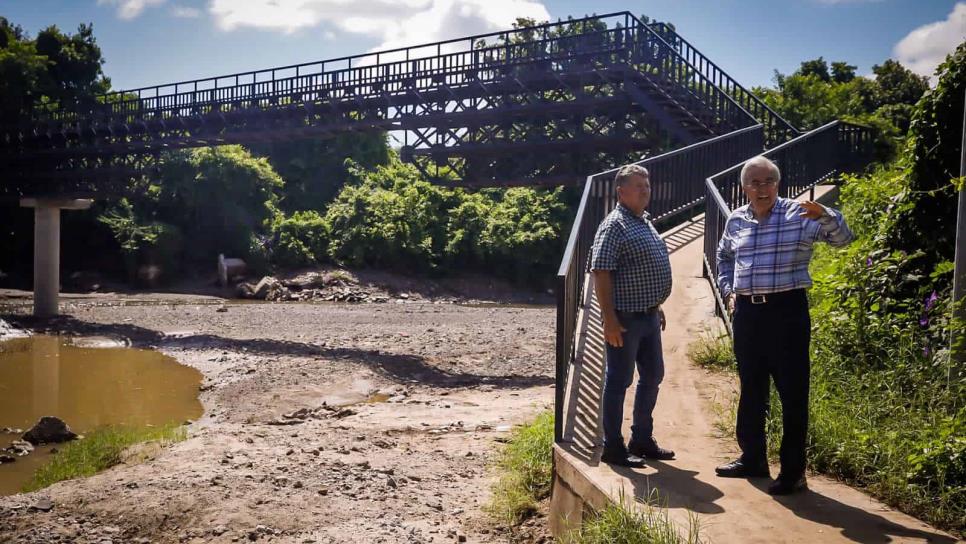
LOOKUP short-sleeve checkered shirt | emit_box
[590,204,672,311]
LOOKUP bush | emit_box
[272,210,329,267]
[320,155,571,284]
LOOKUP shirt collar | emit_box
[618,203,650,221]
[741,198,784,221]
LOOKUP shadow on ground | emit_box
[3,314,552,391]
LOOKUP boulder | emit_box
[22,416,78,446]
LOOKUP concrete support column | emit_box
[32,205,61,317]
[20,198,93,318]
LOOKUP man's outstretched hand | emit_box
[799,201,826,220]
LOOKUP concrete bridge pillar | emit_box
[19,198,93,317]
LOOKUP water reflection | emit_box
[0,335,203,495]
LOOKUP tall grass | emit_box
[487,410,555,527]
[562,493,703,544]
[23,424,187,492]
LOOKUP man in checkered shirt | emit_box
[714,155,853,495]
[590,164,674,468]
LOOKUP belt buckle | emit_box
[751,294,767,304]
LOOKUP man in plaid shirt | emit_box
[590,164,674,468]
[715,156,853,495]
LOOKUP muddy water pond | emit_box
[0,335,203,495]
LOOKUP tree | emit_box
[872,59,929,109]
[831,61,857,83]
[799,57,831,82]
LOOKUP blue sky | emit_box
[2,0,963,92]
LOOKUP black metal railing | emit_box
[703,121,875,330]
[650,22,800,146]
[554,124,765,440]
[8,11,761,148]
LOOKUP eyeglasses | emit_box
[743,180,778,188]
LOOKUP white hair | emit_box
[740,156,781,185]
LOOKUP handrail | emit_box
[650,22,800,146]
[623,14,759,134]
[554,124,765,440]
[23,12,639,120]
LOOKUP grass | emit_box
[685,331,735,370]
[561,493,703,544]
[23,423,187,492]
[486,410,554,527]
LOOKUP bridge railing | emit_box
[18,12,641,126]
[650,22,800,147]
[703,121,875,332]
[12,11,761,146]
[554,124,764,440]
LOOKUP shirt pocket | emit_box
[733,226,756,267]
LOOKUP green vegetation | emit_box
[754,56,929,158]
[561,494,702,544]
[23,424,187,492]
[685,331,735,370]
[753,45,965,535]
[487,411,554,527]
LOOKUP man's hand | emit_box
[727,294,736,314]
[603,315,626,347]
[799,201,826,220]
[658,306,666,331]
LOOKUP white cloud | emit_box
[98,0,167,20]
[207,0,551,48]
[171,5,202,18]
[895,2,966,83]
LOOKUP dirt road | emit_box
[0,292,555,544]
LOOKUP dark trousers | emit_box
[602,310,664,449]
[732,289,810,479]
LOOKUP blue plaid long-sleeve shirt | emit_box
[716,197,853,297]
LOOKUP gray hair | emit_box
[740,156,781,185]
[614,164,650,186]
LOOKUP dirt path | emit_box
[643,220,959,543]
[0,294,555,543]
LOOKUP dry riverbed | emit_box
[0,282,555,543]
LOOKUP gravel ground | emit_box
[0,284,555,544]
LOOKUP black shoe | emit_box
[628,438,675,460]
[600,447,647,468]
[715,458,770,478]
[768,475,807,495]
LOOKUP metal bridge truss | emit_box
[2,12,784,197]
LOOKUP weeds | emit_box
[686,331,735,370]
[487,410,554,527]
[561,492,703,544]
[24,424,187,492]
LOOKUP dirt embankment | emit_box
[0,276,556,544]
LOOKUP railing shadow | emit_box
[613,460,726,515]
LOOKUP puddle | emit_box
[0,335,203,495]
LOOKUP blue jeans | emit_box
[602,310,665,449]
